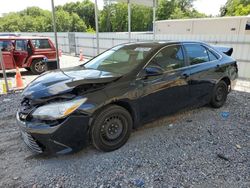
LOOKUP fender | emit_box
[111,99,140,128]
[87,98,140,129]
[26,55,47,67]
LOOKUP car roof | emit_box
[0,36,50,40]
[119,41,205,51]
[128,41,180,47]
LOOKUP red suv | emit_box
[0,36,58,74]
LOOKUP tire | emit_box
[30,59,47,75]
[91,105,133,152]
[210,80,228,108]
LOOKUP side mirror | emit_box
[144,66,164,77]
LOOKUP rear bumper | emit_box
[16,113,90,154]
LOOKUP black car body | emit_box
[16,41,238,154]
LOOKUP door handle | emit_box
[181,73,189,79]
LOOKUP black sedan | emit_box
[16,41,238,154]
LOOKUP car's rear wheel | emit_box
[91,105,132,152]
[210,80,228,108]
[30,59,47,75]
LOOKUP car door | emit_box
[183,43,221,106]
[137,44,191,123]
[13,40,28,67]
[0,40,15,69]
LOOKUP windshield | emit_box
[84,44,153,74]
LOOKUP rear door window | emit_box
[31,39,51,49]
[207,49,218,61]
[184,44,210,65]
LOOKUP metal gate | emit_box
[68,32,76,55]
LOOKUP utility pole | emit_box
[51,0,60,69]
[153,0,156,41]
[128,0,131,42]
[94,0,100,54]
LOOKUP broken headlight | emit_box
[32,98,87,120]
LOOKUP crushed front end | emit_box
[16,97,90,154]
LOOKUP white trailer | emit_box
[155,16,250,35]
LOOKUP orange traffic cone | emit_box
[59,49,62,57]
[15,67,24,89]
[79,49,84,61]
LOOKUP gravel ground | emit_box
[0,88,250,187]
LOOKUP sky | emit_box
[193,0,228,16]
[0,0,227,16]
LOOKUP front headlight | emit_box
[32,98,87,120]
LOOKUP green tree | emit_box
[55,9,87,32]
[221,0,250,16]
[100,3,128,32]
[131,4,153,31]
[70,13,87,32]
[54,9,71,31]
[177,0,195,12]
[170,7,186,19]
[0,6,87,32]
[100,2,152,32]
[0,0,207,33]
[157,0,176,20]
[157,0,206,20]
[0,13,23,32]
[58,0,95,29]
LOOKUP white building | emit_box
[156,16,250,35]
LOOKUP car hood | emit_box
[22,66,121,100]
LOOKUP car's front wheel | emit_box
[91,105,132,152]
[210,80,228,108]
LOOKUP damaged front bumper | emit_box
[16,112,90,154]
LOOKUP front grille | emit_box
[21,130,43,153]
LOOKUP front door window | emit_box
[15,40,27,51]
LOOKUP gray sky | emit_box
[0,0,227,16]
